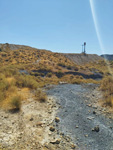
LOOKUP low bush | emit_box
[100,76,113,107]
[35,90,47,102]
[15,75,38,89]
[46,72,52,77]
[56,71,64,78]
[0,74,9,102]
[10,95,22,111]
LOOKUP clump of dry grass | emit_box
[100,76,113,107]
[10,95,22,111]
[0,74,10,102]
[15,75,38,89]
[35,90,47,103]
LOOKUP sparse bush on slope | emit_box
[15,75,38,89]
[35,90,47,103]
[10,95,22,111]
[100,76,113,107]
[0,74,9,102]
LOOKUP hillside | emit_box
[0,43,113,149]
[63,53,103,65]
[0,43,51,52]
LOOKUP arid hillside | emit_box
[63,53,103,65]
[0,43,113,150]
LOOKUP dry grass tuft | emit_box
[100,76,113,107]
[10,95,22,111]
[35,90,47,103]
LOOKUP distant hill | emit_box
[63,53,103,65]
[0,43,103,65]
[101,54,113,61]
[0,43,50,52]
[0,43,33,51]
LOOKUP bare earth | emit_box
[0,89,76,150]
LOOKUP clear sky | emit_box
[0,0,113,55]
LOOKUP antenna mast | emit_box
[84,42,86,53]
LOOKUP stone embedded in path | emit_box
[93,111,96,114]
[50,139,61,144]
[92,125,100,132]
[49,126,55,132]
[55,117,60,123]
[87,116,95,120]
[29,118,33,121]
[71,143,76,149]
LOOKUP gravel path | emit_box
[47,84,113,150]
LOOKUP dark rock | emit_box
[55,117,60,123]
[30,118,33,121]
[92,125,100,132]
[50,139,61,144]
[93,111,96,114]
[49,126,55,132]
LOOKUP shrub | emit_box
[0,74,9,102]
[15,75,38,89]
[35,90,47,102]
[56,71,64,78]
[46,72,52,77]
[100,76,113,107]
[71,79,81,84]
[57,63,65,67]
[67,65,72,70]
[10,95,22,111]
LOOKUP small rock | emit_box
[55,117,60,123]
[71,144,76,149]
[75,125,79,128]
[88,110,91,113]
[49,126,55,132]
[30,118,33,121]
[93,111,96,114]
[4,115,8,119]
[109,116,112,119]
[36,122,43,127]
[85,134,88,137]
[92,125,100,132]
[50,139,61,144]
[88,104,92,107]
[87,116,94,120]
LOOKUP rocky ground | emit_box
[1,83,113,150]
[0,88,76,150]
[47,83,113,150]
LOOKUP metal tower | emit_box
[84,42,86,53]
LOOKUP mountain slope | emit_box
[63,53,103,65]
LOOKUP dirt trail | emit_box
[47,84,113,150]
[0,88,76,150]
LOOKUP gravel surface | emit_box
[47,83,113,150]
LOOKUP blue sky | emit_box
[0,0,113,55]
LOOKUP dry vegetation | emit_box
[100,76,113,107]
[0,43,113,109]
